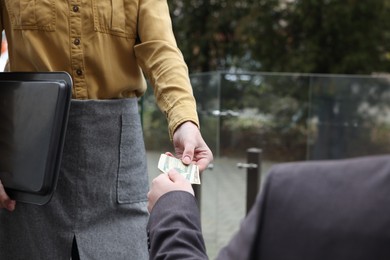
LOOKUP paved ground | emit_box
[147,151,275,259]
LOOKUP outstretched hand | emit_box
[172,121,213,172]
[147,169,194,212]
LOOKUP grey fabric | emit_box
[0,99,149,260]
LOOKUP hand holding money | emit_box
[157,154,201,185]
[147,168,194,212]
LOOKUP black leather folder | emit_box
[0,72,72,205]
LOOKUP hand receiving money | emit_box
[157,154,201,185]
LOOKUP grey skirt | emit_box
[0,99,150,259]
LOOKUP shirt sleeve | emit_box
[134,0,199,139]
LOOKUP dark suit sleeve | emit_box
[147,191,208,260]
[217,155,390,260]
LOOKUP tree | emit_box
[169,0,256,72]
[237,0,390,74]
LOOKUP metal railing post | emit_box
[237,148,262,214]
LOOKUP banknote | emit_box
[157,154,201,185]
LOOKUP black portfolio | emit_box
[0,72,72,205]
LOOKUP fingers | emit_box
[181,144,194,165]
[147,169,195,212]
[171,121,213,170]
[167,169,185,182]
[165,150,194,168]
[164,151,174,157]
[195,154,213,173]
[172,121,197,165]
[147,172,174,213]
[167,169,194,196]
[0,180,16,212]
[151,172,170,186]
[147,191,153,213]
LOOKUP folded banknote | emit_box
[157,154,201,185]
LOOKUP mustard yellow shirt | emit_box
[0,0,198,138]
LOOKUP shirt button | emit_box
[76,69,83,76]
[73,5,79,12]
[74,38,80,45]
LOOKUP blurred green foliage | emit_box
[142,0,390,161]
[170,0,390,74]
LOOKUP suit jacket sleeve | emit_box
[147,191,208,259]
[218,154,390,260]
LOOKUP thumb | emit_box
[181,144,195,165]
[168,169,185,183]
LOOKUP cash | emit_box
[157,154,201,185]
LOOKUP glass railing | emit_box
[142,72,390,258]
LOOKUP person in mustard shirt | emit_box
[0,1,213,259]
